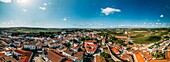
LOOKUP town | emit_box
[0,28,170,62]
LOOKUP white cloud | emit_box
[101,7,121,15]
[0,0,11,3]
[160,15,164,18]
[43,3,47,6]
[63,17,69,21]
[157,20,160,22]
[39,7,46,11]
[0,20,39,27]
[1,20,14,25]
[21,9,27,12]
[17,0,32,5]
[63,18,67,21]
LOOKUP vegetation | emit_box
[164,36,170,40]
[126,47,132,50]
[107,59,114,62]
[146,36,161,41]
[128,42,134,45]
[110,36,118,41]
[131,34,144,38]
[160,32,168,36]
[133,36,161,44]
[100,52,111,58]
[80,36,93,41]
[153,51,164,58]
[117,40,127,46]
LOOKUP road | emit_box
[106,44,121,62]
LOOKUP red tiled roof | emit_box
[0,53,6,57]
[84,42,98,53]
[134,51,145,62]
[149,59,170,62]
[73,52,84,60]
[130,34,136,37]
[96,55,106,62]
[142,51,153,60]
[120,54,132,61]
[53,38,59,40]
[111,47,119,54]
[46,50,63,62]
[14,50,32,62]
[85,40,96,43]
[63,50,73,55]
[46,50,73,62]
[115,36,127,39]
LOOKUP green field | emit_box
[132,36,161,44]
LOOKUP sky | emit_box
[0,0,170,28]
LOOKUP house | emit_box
[84,40,98,54]
[62,50,74,59]
[52,37,61,42]
[0,57,18,62]
[72,52,84,62]
[115,36,128,40]
[141,51,153,61]
[13,50,33,62]
[71,43,80,52]
[46,50,73,62]
[94,55,106,62]
[133,51,146,62]
[149,59,170,62]
[111,47,120,54]
[48,42,60,48]
[118,54,133,62]
[23,45,36,51]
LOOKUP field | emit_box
[131,31,162,44]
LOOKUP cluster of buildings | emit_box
[0,29,170,62]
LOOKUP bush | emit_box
[133,36,161,44]
[126,47,131,50]
[100,52,111,58]
[154,52,164,58]
[128,42,134,45]
[146,36,161,41]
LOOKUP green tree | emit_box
[100,52,111,59]
[146,36,161,41]
[128,42,134,45]
[111,36,118,41]
[154,51,164,58]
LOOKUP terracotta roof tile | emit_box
[134,51,145,62]
[96,55,106,62]
[46,50,73,62]
[115,36,127,39]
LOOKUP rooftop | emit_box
[96,55,106,62]
[134,51,145,62]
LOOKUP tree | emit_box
[128,42,134,45]
[126,47,131,50]
[146,36,161,41]
[111,36,118,41]
[71,39,78,43]
[80,36,85,41]
[100,52,111,59]
[154,51,164,58]
[105,53,111,58]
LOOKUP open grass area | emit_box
[132,36,161,44]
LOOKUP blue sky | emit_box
[0,0,170,28]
